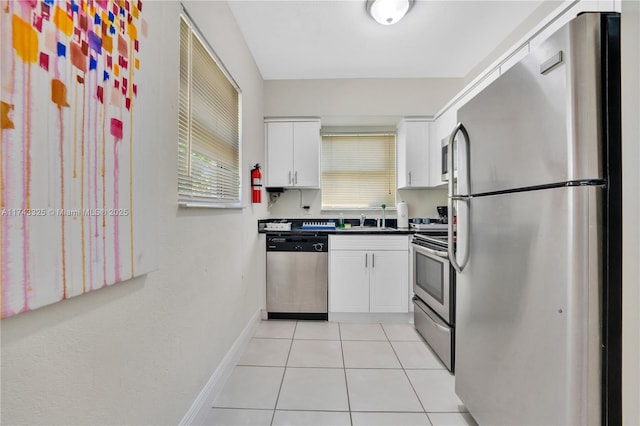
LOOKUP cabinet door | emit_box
[397,121,408,188]
[429,117,443,187]
[329,250,370,312]
[292,121,321,188]
[370,250,409,313]
[266,122,294,187]
[405,121,430,187]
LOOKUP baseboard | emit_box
[179,308,262,425]
[328,312,413,324]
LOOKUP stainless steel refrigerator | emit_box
[447,12,622,425]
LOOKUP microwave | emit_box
[441,136,457,182]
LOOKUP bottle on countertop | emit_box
[338,212,345,229]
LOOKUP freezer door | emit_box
[455,186,602,425]
[457,13,604,195]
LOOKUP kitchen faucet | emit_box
[360,214,366,227]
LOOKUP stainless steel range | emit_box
[411,233,455,372]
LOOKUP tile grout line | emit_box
[383,323,430,416]
[338,323,354,426]
[269,320,298,426]
[249,336,299,340]
[224,321,471,424]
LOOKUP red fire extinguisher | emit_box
[251,164,262,204]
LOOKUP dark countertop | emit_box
[258,218,416,236]
[262,228,416,236]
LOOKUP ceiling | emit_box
[227,0,546,80]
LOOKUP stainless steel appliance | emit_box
[449,13,621,425]
[266,235,328,320]
[411,233,455,371]
[440,137,449,182]
[441,136,457,182]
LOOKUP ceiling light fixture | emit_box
[366,0,414,26]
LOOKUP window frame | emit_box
[178,9,243,209]
[320,132,398,211]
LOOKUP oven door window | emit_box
[415,251,444,304]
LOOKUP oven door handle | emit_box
[413,244,449,259]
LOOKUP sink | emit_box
[338,226,398,232]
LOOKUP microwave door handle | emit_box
[448,123,471,273]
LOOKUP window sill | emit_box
[178,200,244,209]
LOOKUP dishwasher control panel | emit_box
[266,235,328,252]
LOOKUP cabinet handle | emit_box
[294,171,298,184]
[372,253,375,268]
[288,171,292,185]
[408,172,412,185]
[365,253,368,268]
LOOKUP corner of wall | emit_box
[621,1,640,424]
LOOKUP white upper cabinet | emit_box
[397,119,431,189]
[265,119,321,188]
[265,121,294,187]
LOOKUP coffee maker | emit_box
[436,205,448,224]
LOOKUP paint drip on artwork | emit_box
[0,0,147,318]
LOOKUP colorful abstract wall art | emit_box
[1,0,148,318]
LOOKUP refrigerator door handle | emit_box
[448,123,471,273]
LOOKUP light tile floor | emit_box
[194,320,478,426]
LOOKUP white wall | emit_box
[464,1,566,85]
[264,78,462,218]
[621,1,640,424]
[0,2,267,424]
[265,78,463,125]
[266,187,447,221]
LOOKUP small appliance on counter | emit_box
[408,205,450,230]
[397,201,409,228]
[264,222,292,231]
[436,205,448,224]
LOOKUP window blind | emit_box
[178,15,241,206]
[321,134,396,209]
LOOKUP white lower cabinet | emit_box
[329,251,370,312]
[329,235,409,313]
[369,250,408,312]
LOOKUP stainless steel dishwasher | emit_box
[266,235,328,320]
